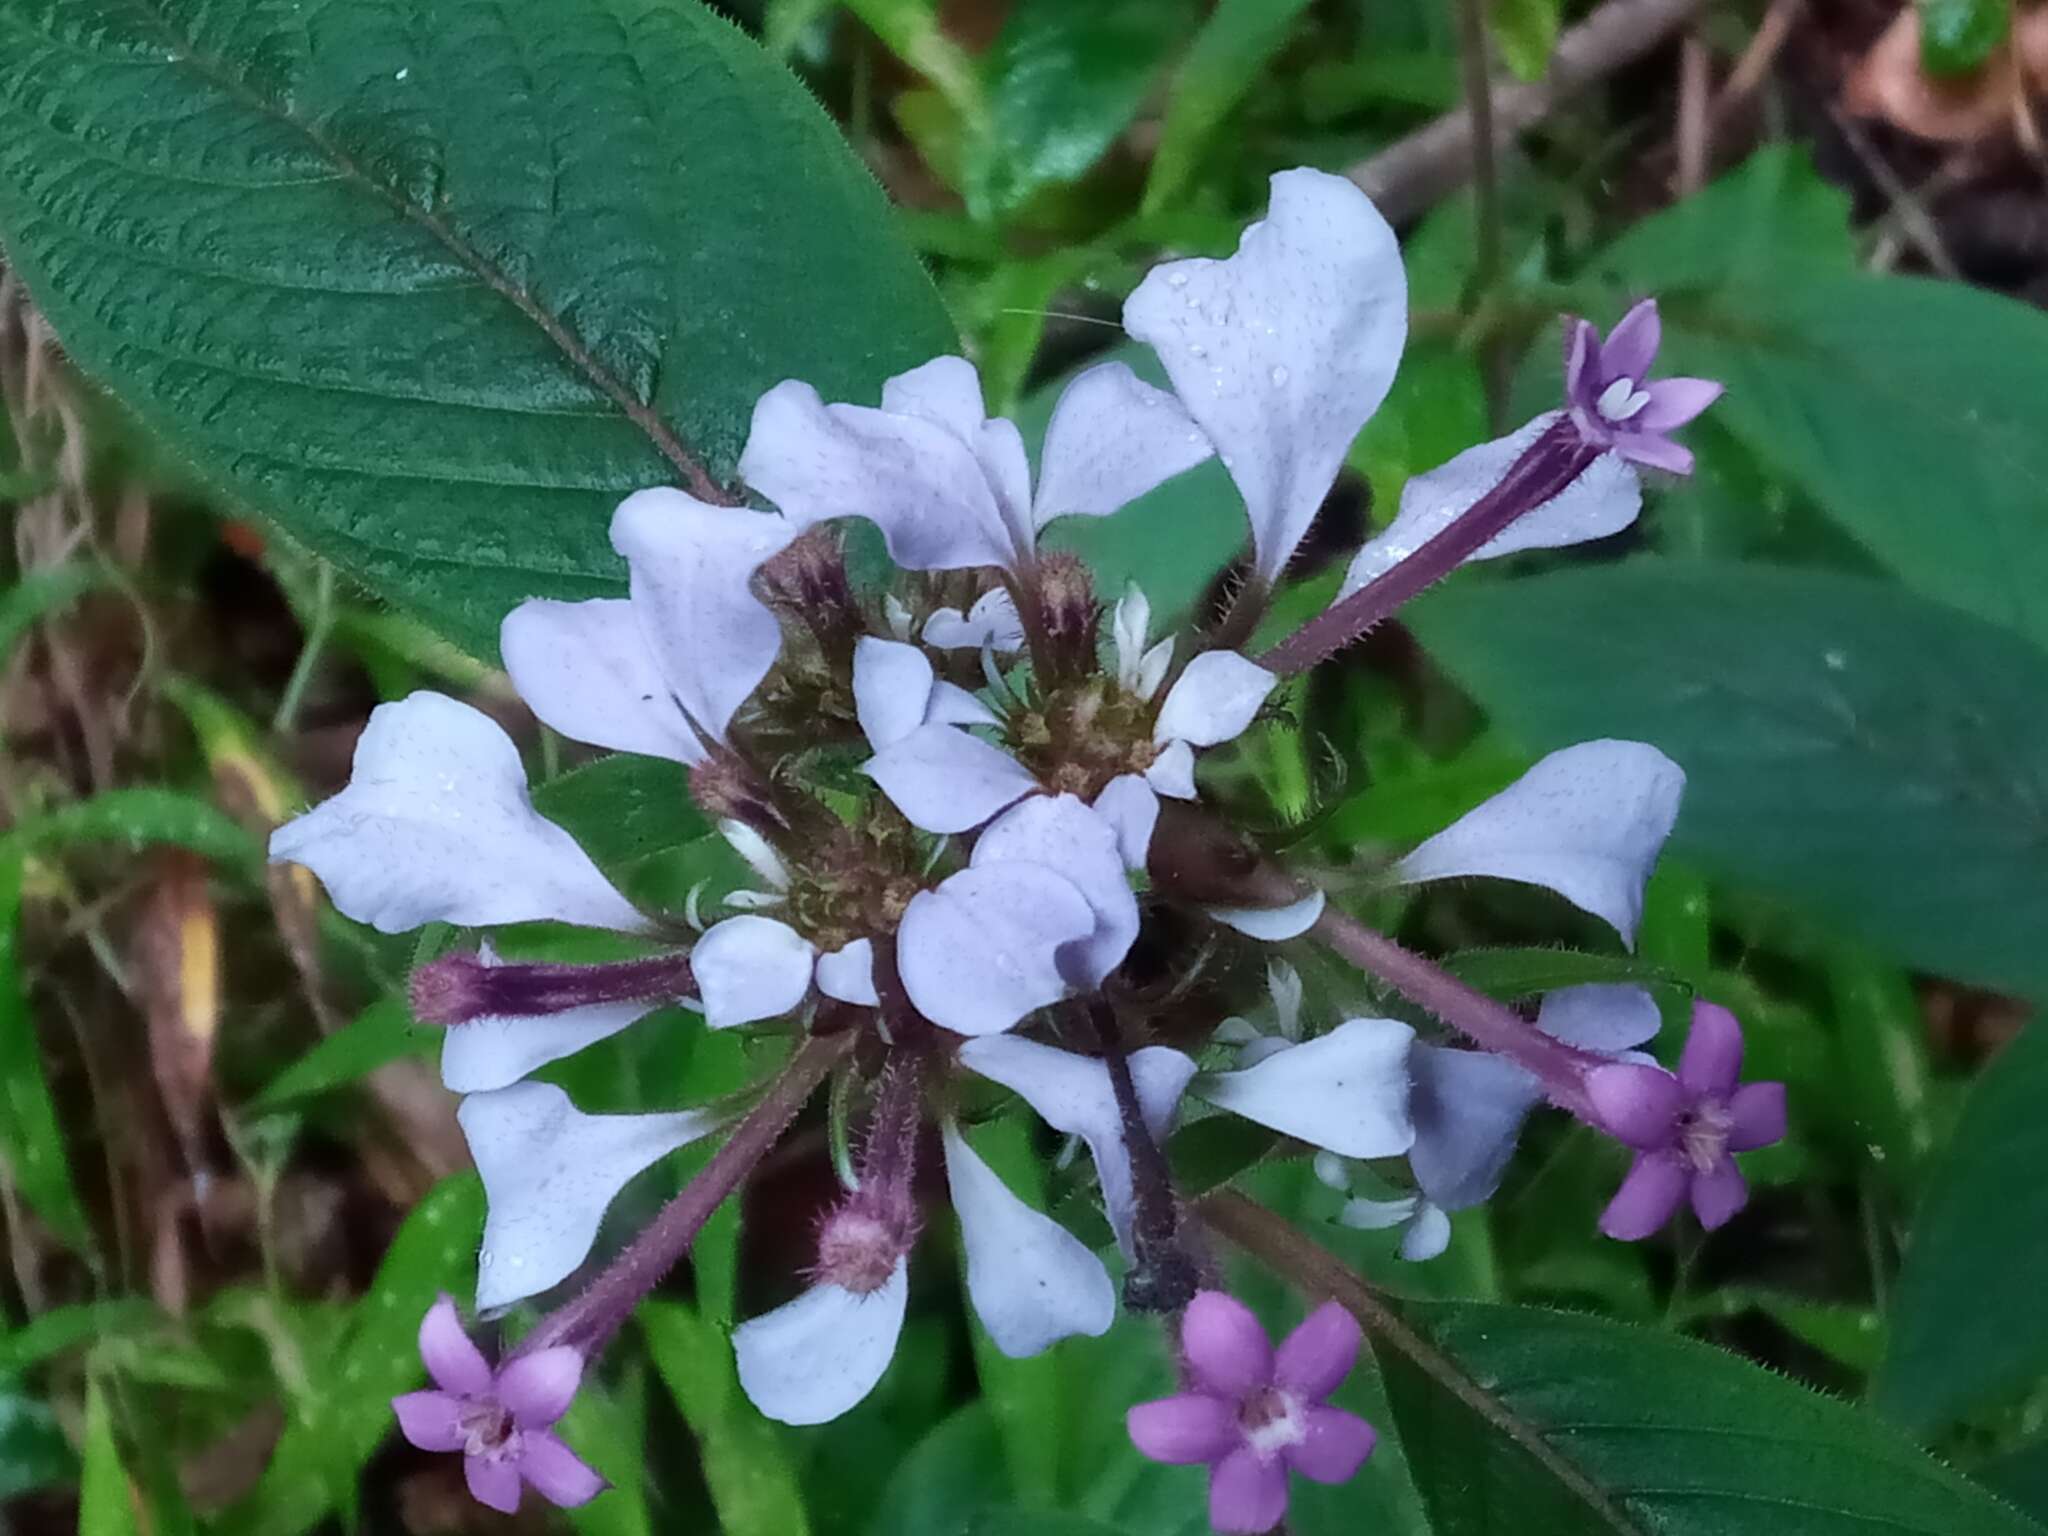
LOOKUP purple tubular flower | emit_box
[1127,1292,1377,1534]
[1587,1001,1788,1241]
[391,1295,607,1515]
[1563,300,1724,475]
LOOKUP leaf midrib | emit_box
[101,0,737,506]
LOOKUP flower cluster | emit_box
[273,167,1769,1531]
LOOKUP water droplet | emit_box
[394,65,410,81]
[1269,365,1290,387]
[1188,344,1206,358]
[1167,272,1189,288]
[1220,454,1235,469]
[1823,649,1848,671]
[480,1249,495,1268]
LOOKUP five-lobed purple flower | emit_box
[1127,1291,1377,1534]
[391,1295,606,1514]
[1563,299,1724,475]
[1588,1000,1788,1240]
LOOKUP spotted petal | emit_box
[1394,740,1684,947]
[269,693,641,935]
[733,1263,910,1426]
[460,1083,722,1310]
[1339,413,1641,600]
[942,1122,1115,1358]
[1125,168,1406,584]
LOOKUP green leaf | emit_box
[643,1301,811,1536]
[530,753,710,877]
[1411,561,2048,1000]
[1140,0,1316,214]
[4,789,259,871]
[78,1378,139,1536]
[1380,1300,2045,1535]
[560,1367,653,1536]
[1492,0,1560,82]
[1581,259,2048,655]
[1876,1019,2048,1430]
[965,0,1193,219]
[224,1173,483,1536]
[0,562,110,671]
[0,1378,75,1500]
[0,854,90,1251]
[0,1301,160,1375]
[0,0,954,663]
[1443,947,1680,1002]
[249,997,427,1110]
[1915,0,2011,75]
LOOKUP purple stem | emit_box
[1259,418,1598,676]
[515,1032,851,1359]
[411,950,696,1026]
[1309,904,1596,1116]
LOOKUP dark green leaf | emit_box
[1381,1300,2044,1534]
[1876,1019,2048,1430]
[0,1301,160,1375]
[531,753,709,876]
[966,0,1193,219]
[3,789,259,871]
[1443,947,1680,1002]
[1411,561,2048,1000]
[248,997,427,1110]
[1492,0,1560,82]
[0,1379,75,1499]
[0,0,954,662]
[0,854,90,1250]
[1915,0,2011,75]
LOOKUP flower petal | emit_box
[1273,1301,1361,1400]
[1690,1157,1748,1229]
[942,1122,1115,1358]
[692,916,816,1029]
[1611,431,1694,475]
[898,866,1096,1035]
[517,1431,608,1509]
[441,999,659,1095]
[1145,739,1197,798]
[957,1035,1195,1256]
[417,1293,492,1396]
[816,938,880,1007]
[1407,1043,1544,1210]
[974,794,1137,989]
[1127,1394,1239,1466]
[497,1347,584,1429]
[1727,1081,1787,1152]
[1207,889,1325,941]
[501,598,705,765]
[1125,168,1406,584]
[1338,413,1641,600]
[1153,651,1276,749]
[928,680,999,729]
[733,1264,910,1426]
[1600,299,1662,383]
[465,1454,523,1514]
[851,636,937,751]
[1094,774,1160,869]
[864,722,1040,834]
[880,355,988,443]
[1196,1018,1415,1158]
[1182,1290,1273,1398]
[924,588,1026,652]
[391,1390,467,1453]
[1598,1151,1688,1241]
[1535,984,1661,1054]
[1398,1202,1453,1262]
[1634,376,1723,432]
[1033,362,1214,528]
[460,1082,722,1310]
[1585,1062,1685,1150]
[1209,1445,1290,1536]
[269,693,642,935]
[1287,1406,1377,1484]
[740,380,1015,572]
[1393,739,1684,947]
[1678,1000,1745,1099]
[610,490,796,745]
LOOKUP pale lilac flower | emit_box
[1125,168,1407,585]
[1393,740,1685,949]
[1589,1000,1788,1239]
[392,1295,604,1515]
[738,354,1211,583]
[1194,1018,1414,1160]
[1128,1292,1376,1535]
[1564,300,1724,475]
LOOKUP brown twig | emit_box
[1348,0,1716,223]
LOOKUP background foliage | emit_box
[2,0,2046,1531]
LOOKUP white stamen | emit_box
[1596,378,1652,422]
[719,819,790,891]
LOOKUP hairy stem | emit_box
[1083,999,1197,1313]
[518,1032,851,1358]
[1258,419,1597,676]
[1310,904,1595,1115]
